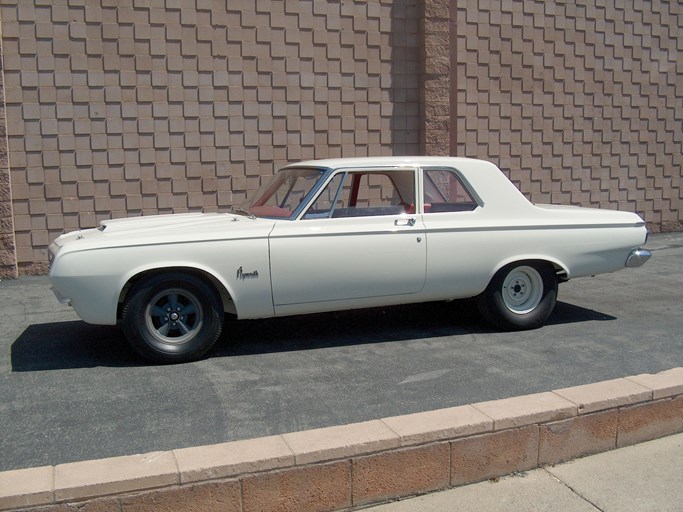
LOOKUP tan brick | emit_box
[0,465,53,510]
[382,405,493,446]
[539,410,618,465]
[174,435,294,484]
[472,392,576,430]
[451,425,539,486]
[242,461,350,512]
[282,420,399,465]
[120,480,241,512]
[57,496,120,511]
[626,368,683,399]
[554,378,652,414]
[54,452,178,502]
[352,443,450,506]
[617,396,683,447]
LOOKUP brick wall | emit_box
[450,0,682,230]
[0,0,421,275]
[0,0,682,276]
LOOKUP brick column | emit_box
[0,39,18,279]
[422,0,452,156]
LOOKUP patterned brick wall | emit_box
[451,0,682,230]
[0,0,421,274]
[1,0,682,277]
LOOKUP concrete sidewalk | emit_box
[366,432,683,512]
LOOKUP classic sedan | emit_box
[48,157,652,363]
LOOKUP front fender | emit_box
[117,241,274,320]
[118,263,241,317]
[51,238,274,325]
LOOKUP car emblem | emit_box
[236,266,259,280]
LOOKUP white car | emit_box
[48,157,651,363]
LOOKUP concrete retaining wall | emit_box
[2,368,682,511]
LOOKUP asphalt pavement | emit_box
[0,232,682,472]
[366,432,683,512]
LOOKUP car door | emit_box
[420,166,489,298]
[269,168,427,308]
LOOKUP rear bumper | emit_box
[626,248,652,268]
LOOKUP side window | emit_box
[304,171,415,218]
[423,169,478,213]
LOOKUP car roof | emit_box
[284,156,486,170]
[282,156,533,213]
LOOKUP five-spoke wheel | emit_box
[122,273,223,363]
[145,288,203,344]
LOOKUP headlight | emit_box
[47,244,58,271]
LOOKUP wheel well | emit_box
[548,261,569,281]
[496,259,567,282]
[117,268,235,320]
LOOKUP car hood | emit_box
[98,212,246,233]
[51,212,276,252]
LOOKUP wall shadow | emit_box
[389,0,423,156]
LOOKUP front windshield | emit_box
[240,167,324,218]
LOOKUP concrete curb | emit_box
[2,368,682,511]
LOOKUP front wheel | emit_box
[121,273,224,364]
[476,262,558,331]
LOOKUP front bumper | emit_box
[626,248,652,268]
[51,286,72,306]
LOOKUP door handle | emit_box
[394,218,416,227]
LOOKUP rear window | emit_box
[423,168,478,213]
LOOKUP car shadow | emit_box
[547,301,617,326]
[212,300,483,358]
[10,322,141,371]
[10,300,616,371]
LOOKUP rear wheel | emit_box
[477,262,558,330]
[121,273,224,363]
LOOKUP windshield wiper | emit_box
[228,206,256,220]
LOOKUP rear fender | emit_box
[488,256,569,283]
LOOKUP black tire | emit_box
[476,261,558,331]
[121,273,224,364]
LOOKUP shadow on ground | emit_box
[11,300,615,372]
